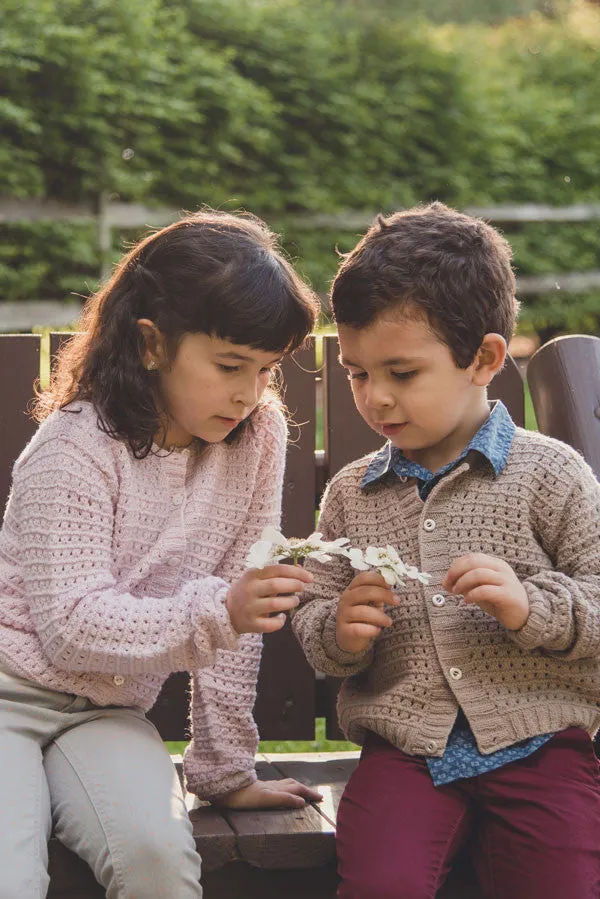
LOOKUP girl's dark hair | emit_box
[331,202,518,368]
[34,210,319,456]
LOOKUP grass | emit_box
[166,718,358,756]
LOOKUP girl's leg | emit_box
[45,707,202,899]
[473,728,600,899]
[0,677,53,899]
[336,734,474,899]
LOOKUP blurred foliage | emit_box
[1,0,599,336]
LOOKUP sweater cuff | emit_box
[184,765,257,802]
[509,584,551,650]
[321,607,374,671]
[191,578,240,655]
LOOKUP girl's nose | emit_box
[234,379,261,409]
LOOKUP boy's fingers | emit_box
[350,571,391,589]
[444,553,505,590]
[346,586,397,607]
[345,605,393,628]
[343,622,384,642]
[452,568,505,596]
[462,585,505,606]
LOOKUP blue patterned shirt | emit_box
[362,400,554,786]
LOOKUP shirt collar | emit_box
[361,400,515,490]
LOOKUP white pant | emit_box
[0,666,202,898]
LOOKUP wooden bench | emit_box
[1,332,599,899]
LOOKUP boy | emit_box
[292,203,600,898]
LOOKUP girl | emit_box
[0,211,322,898]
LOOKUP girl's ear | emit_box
[137,319,166,369]
[472,333,507,387]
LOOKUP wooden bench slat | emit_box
[264,751,360,829]
[220,759,336,870]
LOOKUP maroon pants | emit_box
[336,728,600,899]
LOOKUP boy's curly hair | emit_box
[331,202,518,367]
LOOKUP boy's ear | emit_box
[137,318,166,368]
[471,333,507,387]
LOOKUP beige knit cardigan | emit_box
[292,430,600,756]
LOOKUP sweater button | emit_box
[449,667,463,681]
[423,518,436,532]
[431,594,446,607]
[426,740,437,753]
[172,494,184,507]
[113,675,125,686]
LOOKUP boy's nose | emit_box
[365,387,394,410]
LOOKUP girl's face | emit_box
[141,325,282,447]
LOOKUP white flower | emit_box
[348,544,430,587]
[245,527,350,569]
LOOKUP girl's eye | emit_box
[218,364,241,373]
[347,371,367,381]
[392,370,417,381]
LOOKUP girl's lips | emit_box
[380,422,407,438]
[216,416,242,426]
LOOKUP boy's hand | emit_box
[443,553,529,631]
[336,571,397,654]
[226,564,314,635]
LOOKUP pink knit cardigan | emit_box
[0,400,286,799]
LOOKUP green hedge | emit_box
[2,0,599,335]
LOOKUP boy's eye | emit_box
[347,371,367,381]
[392,370,417,381]
[218,364,241,373]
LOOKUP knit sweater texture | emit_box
[292,429,600,757]
[0,400,287,799]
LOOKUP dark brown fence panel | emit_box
[528,335,600,480]
[280,341,317,537]
[0,335,41,516]
[323,335,382,479]
[255,343,318,740]
[490,355,525,427]
[49,331,73,365]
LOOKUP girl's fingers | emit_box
[256,577,309,597]
[259,564,314,583]
[257,612,288,633]
[277,779,323,800]
[452,568,505,597]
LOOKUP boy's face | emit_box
[337,311,493,472]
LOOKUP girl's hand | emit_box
[336,570,397,654]
[215,779,323,809]
[226,564,314,635]
[443,553,529,631]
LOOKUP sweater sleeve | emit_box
[510,450,600,659]
[183,404,286,800]
[12,439,239,675]
[292,475,374,677]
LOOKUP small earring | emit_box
[146,359,157,371]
